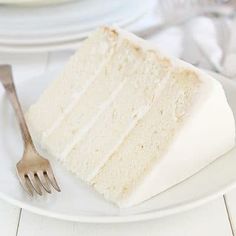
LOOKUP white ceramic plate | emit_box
[0,70,235,223]
[0,0,150,45]
[0,11,156,53]
[0,40,81,53]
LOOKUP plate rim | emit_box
[0,0,150,45]
[0,70,235,223]
[0,177,235,223]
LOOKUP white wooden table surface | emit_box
[0,51,236,236]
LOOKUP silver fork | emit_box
[0,65,60,196]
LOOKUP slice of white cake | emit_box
[26,26,235,207]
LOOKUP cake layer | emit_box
[26,27,119,142]
[62,48,170,181]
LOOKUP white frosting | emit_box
[42,54,113,140]
[59,79,127,160]
[119,80,235,207]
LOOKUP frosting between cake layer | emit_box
[26,27,119,143]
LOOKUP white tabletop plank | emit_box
[17,197,232,236]
[225,188,236,234]
[0,199,20,236]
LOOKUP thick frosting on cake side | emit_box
[26,26,235,207]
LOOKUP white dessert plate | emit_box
[0,0,150,45]
[0,70,235,223]
[0,40,81,53]
[0,0,156,53]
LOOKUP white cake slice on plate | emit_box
[26,26,235,207]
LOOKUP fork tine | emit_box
[27,173,43,196]
[37,171,51,194]
[17,172,33,196]
[45,168,61,192]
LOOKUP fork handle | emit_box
[0,65,34,149]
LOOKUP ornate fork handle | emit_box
[0,65,34,149]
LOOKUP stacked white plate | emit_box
[0,0,153,52]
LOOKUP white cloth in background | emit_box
[129,10,236,79]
